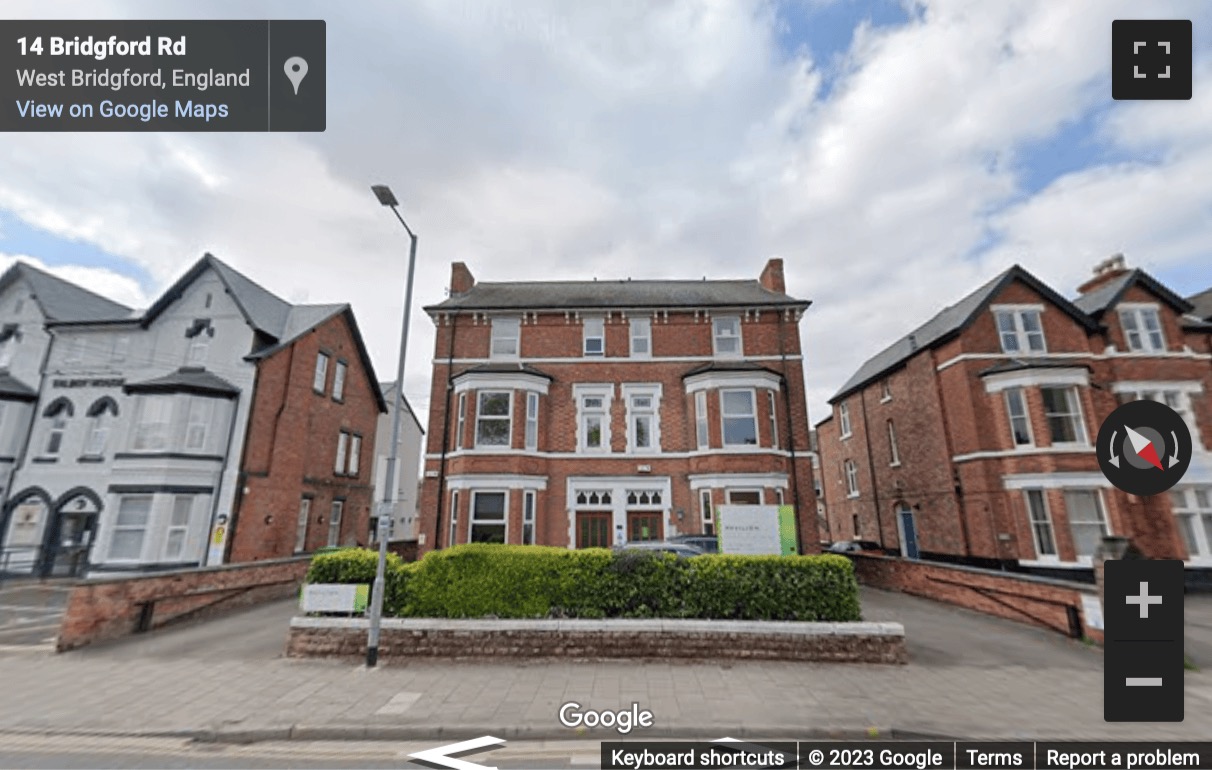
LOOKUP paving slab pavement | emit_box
[0,588,1209,743]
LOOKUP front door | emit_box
[44,512,97,577]
[626,512,662,542]
[898,509,919,559]
[576,512,611,549]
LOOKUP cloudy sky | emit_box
[3,0,1211,428]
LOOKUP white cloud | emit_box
[1,0,1211,434]
[0,251,149,309]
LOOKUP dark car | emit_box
[613,541,705,558]
[667,534,719,554]
[826,539,884,554]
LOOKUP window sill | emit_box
[31,456,59,464]
[846,493,860,500]
[78,455,105,464]
[840,433,852,441]
[890,461,901,468]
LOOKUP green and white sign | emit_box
[300,583,369,613]
[717,505,798,555]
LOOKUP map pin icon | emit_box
[284,56,308,95]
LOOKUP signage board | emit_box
[1081,594,1104,631]
[300,583,369,613]
[716,505,798,556]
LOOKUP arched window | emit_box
[84,397,119,457]
[41,398,74,456]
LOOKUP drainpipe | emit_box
[10,326,57,577]
[857,388,886,549]
[776,309,804,554]
[928,360,972,558]
[434,312,458,549]
[208,391,243,566]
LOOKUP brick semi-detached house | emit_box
[817,256,1212,585]
[415,259,818,554]
[0,254,387,577]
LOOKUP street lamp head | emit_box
[371,184,399,207]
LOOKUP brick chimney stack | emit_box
[1077,253,1130,295]
[760,258,786,293]
[450,262,475,295]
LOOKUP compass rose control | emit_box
[1096,400,1192,496]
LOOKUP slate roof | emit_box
[452,363,555,380]
[124,367,241,398]
[425,278,810,312]
[683,361,781,379]
[829,265,1098,404]
[978,359,1093,377]
[378,381,425,434]
[1071,269,1193,318]
[138,253,294,337]
[1188,287,1212,321]
[0,372,38,402]
[0,261,133,322]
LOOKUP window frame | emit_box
[712,316,742,358]
[1063,489,1109,561]
[313,352,330,394]
[332,360,347,402]
[132,395,174,452]
[326,499,344,547]
[623,385,661,453]
[727,489,762,505]
[186,334,209,366]
[766,390,779,449]
[839,401,852,438]
[455,392,467,450]
[694,390,709,449]
[630,317,651,357]
[583,317,605,357]
[1005,387,1034,447]
[490,316,521,359]
[163,495,194,562]
[109,494,152,562]
[880,379,892,402]
[348,434,361,476]
[45,404,69,456]
[475,390,513,448]
[184,396,212,452]
[294,496,313,553]
[720,388,758,447]
[525,392,539,451]
[844,459,860,498]
[522,490,536,545]
[887,419,900,466]
[1119,305,1166,352]
[1041,386,1088,446]
[700,489,714,536]
[1024,489,1057,559]
[993,306,1047,355]
[334,431,349,475]
[470,490,508,544]
[85,411,110,457]
[574,385,612,452]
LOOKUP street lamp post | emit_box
[366,183,418,668]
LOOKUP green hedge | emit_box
[305,543,860,622]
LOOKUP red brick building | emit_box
[817,256,1212,583]
[416,259,818,554]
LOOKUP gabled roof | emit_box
[829,265,1099,404]
[1188,287,1212,322]
[246,304,387,414]
[0,261,133,322]
[378,381,425,434]
[0,372,38,402]
[141,253,293,338]
[124,367,240,399]
[1072,269,1194,318]
[425,278,810,313]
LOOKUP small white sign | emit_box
[717,505,782,555]
[377,514,392,536]
[301,583,366,613]
[1081,595,1104,631]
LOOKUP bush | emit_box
[306,544,861,622]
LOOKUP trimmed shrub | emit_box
[307,544,861,622]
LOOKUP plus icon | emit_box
[1126,581,1163,619]
[1112,20,1192,100]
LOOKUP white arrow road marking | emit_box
[407,736,505,770]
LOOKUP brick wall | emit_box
[851,554,1103,643]
[287,617,906,663]
[58,555,310,652]
[231,310,382,562]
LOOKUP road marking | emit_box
[0,643,55,654]
[375,690,422,715]
[407,736,505,770]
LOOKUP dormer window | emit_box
[490,317,520,358]
[994,307,1046,354]
[713,316,741,357]
[1119,305,1165,352]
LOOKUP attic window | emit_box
[1119,305,1165,352]
[993,307,1046,355]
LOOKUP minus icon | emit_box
[1125,677,1163,686]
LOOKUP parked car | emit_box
[826,540,884,554]
[613,541,705,558]
[667,534,719,554]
